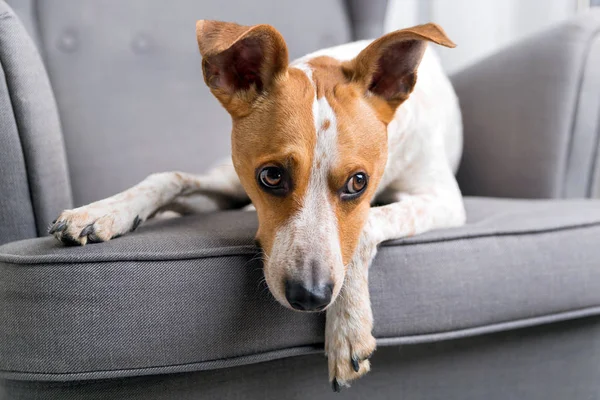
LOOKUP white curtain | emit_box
[384,0,581,73]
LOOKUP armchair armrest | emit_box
[452,11,600,199]
[0,2,71,245]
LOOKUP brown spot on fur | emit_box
[321,119,331,131]
[329,96,388,264]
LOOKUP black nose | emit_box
[285,280,333,311]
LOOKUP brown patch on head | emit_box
[327,91,388,265]
[230,68,317,254]
[307,56,350,99]
[302,56,389,265]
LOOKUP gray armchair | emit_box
[1,1,600,399]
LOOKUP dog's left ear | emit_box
[343,23,455,121]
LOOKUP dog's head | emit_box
[196,21,454,311]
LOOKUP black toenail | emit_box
[48,221,66,234]
[131,215,142,231]
[79,224,94,238]
[351,356,360,372]
[88,235,103,244]
[332,378,341,393]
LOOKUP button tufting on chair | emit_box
[58,29,78,52]
[132,33,154,54]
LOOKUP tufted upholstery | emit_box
[5,0,361,206]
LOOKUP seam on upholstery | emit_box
[31,0,46,61]
[587,101,600,197]
[0,11,39,239]
[583,32,600,197]
[377,305,600,345]
[382,219,600,247]
[1,219,600,265]
[1,305,599,381]
[341,0,353,40]
[562,25,600,197]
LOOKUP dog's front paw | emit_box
[325,307,376,391]
[49,204,142,246]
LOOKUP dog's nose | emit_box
[285,280,333,311]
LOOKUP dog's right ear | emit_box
[196,20,289,117]
[343,23,455,123]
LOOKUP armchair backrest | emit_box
[6,0,385,207]
[0,0,386,244]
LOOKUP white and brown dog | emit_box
[49,20,465,391]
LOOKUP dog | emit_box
[49,20,465,391]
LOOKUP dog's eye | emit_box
[258,165,291,197]
[341,173,368,200]
[257,165,291,197]
[259,166,283,188]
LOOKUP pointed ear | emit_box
[196,20,289,117]
[343,23,455,120]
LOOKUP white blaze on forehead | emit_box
[269,66,343,283]
[288,80,342,267]
[312,97,338,173]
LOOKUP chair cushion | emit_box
[1,197,600,381]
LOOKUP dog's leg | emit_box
[326,229,378,391]
[49,163,248,245]
[326,184,465,390]
[366,189,466,243]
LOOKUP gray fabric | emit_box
[345,0,388,40]
[2,317,600,400]
[453,10,600,199]
[4,0,40,49]
[565,24,600,198]
[0,11,36,244]
[0,2,71,244]
[1,197,600,380]
[27,0,351,206]
[590,34,600,197]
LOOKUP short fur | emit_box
[49,21,465,390]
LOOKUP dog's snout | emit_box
[285,280,333,311]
